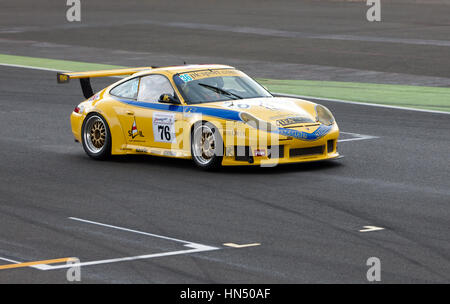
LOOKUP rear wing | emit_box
[57,67,154,99]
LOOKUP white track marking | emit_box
[0,63,69,73]
[28,217,220,270]
[0,256,20,263]
[338,132,379,143]
[275,93,450,115]
[69,217,194,245]
[359,226,385,232]
[0,63,122,77]
[1,218,220,271]
[44,244,218,270]
[32,264,53,270]
[223,243,261,248]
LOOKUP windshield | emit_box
[173,69,272,104]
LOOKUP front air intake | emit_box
[289,146,324,158]
[327,140,335,153]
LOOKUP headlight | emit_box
[315,105,335,126]
[240,112,276,132]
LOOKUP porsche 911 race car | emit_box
[58,64,340,169]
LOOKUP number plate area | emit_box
[153,112,177,143]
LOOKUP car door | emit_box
[134,74,185,153]
[108,77,150,148]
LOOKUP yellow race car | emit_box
[58,64,340,169]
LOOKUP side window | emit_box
[138,75,175,102]
[110,78,139,99]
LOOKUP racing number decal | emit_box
[158,125,171,141]
[153,112,176,143]
[179,73,194,82]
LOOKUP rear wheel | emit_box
[81,113,111,160]
[191,122,223,170]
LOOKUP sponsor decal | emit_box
[153,112,176,143]
[222,101,251,109]
[88,93,101,102]
[128,118,144,139]
[182,106,198,118]
[163,151,177,156]
[277,124,332,141]
[276,116,314,126]
[259,101,280,111]
[59,74,69,83]
[179,70,241,82]
[254,149,266,157]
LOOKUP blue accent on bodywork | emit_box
[276,124,332,141]
[124,100,184,112]
[119,98,242,121]
[117,98,331,140]
[183,106,242,121]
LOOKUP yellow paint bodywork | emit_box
[68,64,340,166]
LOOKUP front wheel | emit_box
[81,113,111,160]
[191,122,223,170]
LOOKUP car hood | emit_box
[194,97,317,125]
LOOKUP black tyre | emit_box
[81,113,111,160]
[191,121,223,170]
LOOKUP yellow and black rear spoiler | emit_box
[57,67,154,99]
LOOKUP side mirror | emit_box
[158,93,180,104]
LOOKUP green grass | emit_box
[1,54,449,112]
[258,79,450,112]
[0,54,124,72]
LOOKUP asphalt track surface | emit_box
[0,0,449,283]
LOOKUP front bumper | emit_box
[221,125,340,166]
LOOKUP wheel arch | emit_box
[85,104,128,155]
[81,112,112,159]
[189,119,225,169]
[189,119,226,148]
